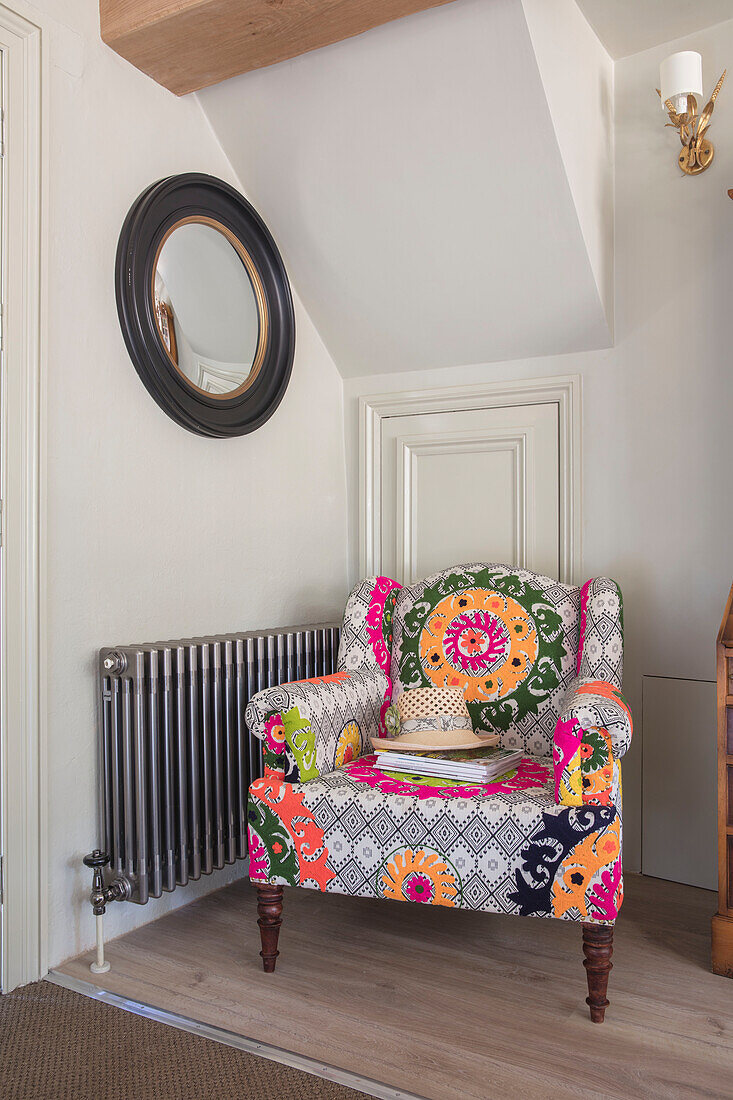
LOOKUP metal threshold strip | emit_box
[46,970,424,1100]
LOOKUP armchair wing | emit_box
[245,575,401,784]
[554,577,630,807]
[245,669,389,783]
[577,577,624,686]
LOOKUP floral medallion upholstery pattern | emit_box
[377,847,463,906]
[245,564,629,928]
[391,564,581,756]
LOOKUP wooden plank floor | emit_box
[57,874,732,1100]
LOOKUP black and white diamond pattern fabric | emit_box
[337,579,379,673]
[248,753,622,923]
[245,669,388,780]
[299,762,560,916]
[578,578,624,687]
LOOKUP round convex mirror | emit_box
[116,174,294,437]
[153,218,266,398]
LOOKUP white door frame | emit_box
[359,375,582,585]
[0,2,44,992]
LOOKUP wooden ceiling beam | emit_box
[100,0,457,96]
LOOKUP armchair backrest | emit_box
[389,563,623,757]
[335,567,624,759]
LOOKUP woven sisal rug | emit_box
[0,980,366,1100]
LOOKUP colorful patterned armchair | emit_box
[247,564,631,1022]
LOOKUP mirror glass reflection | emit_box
[153,220,261,395]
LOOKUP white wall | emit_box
[344,17,733,874]
[26,0,348,967]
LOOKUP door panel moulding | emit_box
[359,375,582,586]
[398,430,528,584]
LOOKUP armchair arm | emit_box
[245,669,389,783]
[553,678,633,807]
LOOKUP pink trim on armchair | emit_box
[365,576,401,673]
[365,576,401,733]
[553,714,584,803]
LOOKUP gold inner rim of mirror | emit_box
[151,215,269,400]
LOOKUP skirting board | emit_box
[46,970,424,1100]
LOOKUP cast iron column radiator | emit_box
[84,624,340,941]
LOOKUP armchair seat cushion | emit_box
[248,754,623,925]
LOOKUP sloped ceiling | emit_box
[198,0,613,377]
[576,0,733,59]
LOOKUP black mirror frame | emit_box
[115,173,295,438]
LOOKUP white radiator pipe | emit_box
[90,912,111,974]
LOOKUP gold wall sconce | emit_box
[657,51,726,175]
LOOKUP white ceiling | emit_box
[199,0,611,378]
[575,0,733,59]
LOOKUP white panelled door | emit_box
[380,403,560,585]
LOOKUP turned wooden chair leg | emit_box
[257,884,283,973]
[582,923,614,1023]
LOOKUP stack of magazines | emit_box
[373,745,523,783]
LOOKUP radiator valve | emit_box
[83,850,131,914]
[83,850,132,976]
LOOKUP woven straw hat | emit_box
[370,686,498,752]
